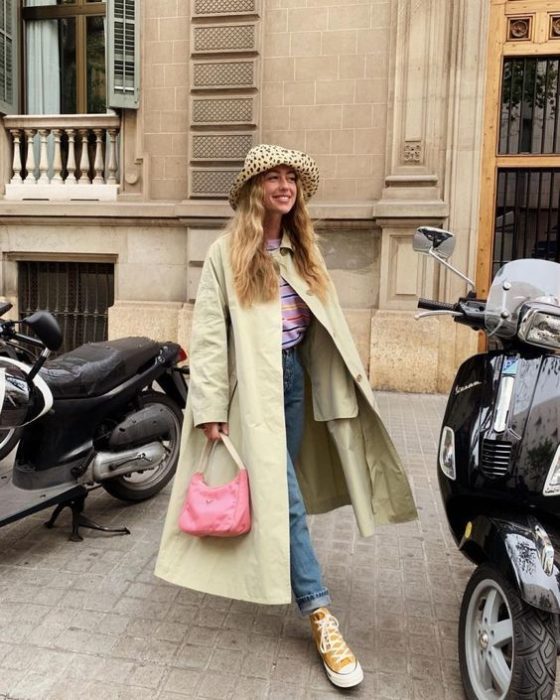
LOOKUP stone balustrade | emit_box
[3,114,120,201]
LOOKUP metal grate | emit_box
[18,261,114,354]
[499,57,560,155]
[480,438,512,478]
[493,168,560,274]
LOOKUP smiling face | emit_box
[261,165,298,217]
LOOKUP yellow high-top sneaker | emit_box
[309,607,364,688]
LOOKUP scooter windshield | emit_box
[485,258,560,337]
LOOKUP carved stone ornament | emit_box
[402,141,423,164]
[193,0,256,16]
[507,17,531,41]
[550,16,560,39]
[191,133,254,161]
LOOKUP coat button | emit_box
[280,248,288,256]
[307,289,314,295]
[356,374,363,382]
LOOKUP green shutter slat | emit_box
[107,0,140,109]
[0,0,17,115]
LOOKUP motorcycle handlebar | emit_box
[417,298,457,312]
[0,321,44,349]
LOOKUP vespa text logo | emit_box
[454,381,482,395]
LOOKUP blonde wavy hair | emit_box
[228,175,330,307]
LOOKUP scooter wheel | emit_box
[101,392,183,502]
[459,562,556,700]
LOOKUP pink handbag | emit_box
[178,434,251,537]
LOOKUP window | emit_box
[478,1,560,298]
[0,0,140,115]
[18,260,115,352]
[22,0,107,114]
[492,56,560,273]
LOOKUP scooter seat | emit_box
[39,337,161,399]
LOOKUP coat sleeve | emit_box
[189,241,231,427]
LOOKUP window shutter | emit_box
[107,0,140,109]
[0,0,18,115]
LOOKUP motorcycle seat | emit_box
[39,337,161,398]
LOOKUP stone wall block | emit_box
[328,4,371,31]
[287,7,328,31]
[290,32,323,57]
[343,308,372,373]
[186,227,225,301]
[321,29,357,56]
[290,105,342,130]
[264,32,289,57]
[338,55,366,79]
[284,81,316,106]
[378,226,434,311]
[119,262,188,302]
[178,303,194,353]
[109,301,183,344]
[370,311,440,393]
[264,57,295,82]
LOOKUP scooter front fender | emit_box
[460,515,560,613]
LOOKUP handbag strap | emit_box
[197,433,246,473]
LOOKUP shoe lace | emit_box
[316,613,353,664]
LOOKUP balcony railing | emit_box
[3,114,120,201]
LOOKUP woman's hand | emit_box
[200,422,229,441]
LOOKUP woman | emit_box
[156,144,417,689]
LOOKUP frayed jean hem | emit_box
[297,589,331,616]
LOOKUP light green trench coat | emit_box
[155,233,417,604]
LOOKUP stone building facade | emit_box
[0,0,494,392]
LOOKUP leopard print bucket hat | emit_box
[228,144,319,210]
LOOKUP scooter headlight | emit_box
[439,426,456,480]
[543,444,560,496]
[518,303,560,350]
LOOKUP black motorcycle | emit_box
[415,227,560,700]
[0,301,188,540]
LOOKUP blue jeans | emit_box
[283,346,331,615]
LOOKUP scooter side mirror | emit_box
[413,226,456,260]
[23,311,63,351]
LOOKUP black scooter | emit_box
[0,301,187,541]
[415,227,560,700]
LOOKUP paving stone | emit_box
[0,393,557,698]
[175,641,213,670]
[11,671,58,700]
[185,625,219,648]
[128,661,167,689]
[163,667,202,694]
[266,680,307,699]
[207,646,244,673]
[196,670,237,699]
[232,675,268,699]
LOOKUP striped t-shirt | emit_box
[266,238,311,349]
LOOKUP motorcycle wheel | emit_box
[0,427,20,461]
[459,563,556,700]
[101,391,183,503]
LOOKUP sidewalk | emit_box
[0,393,553,699]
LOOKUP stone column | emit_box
[371,0,489,393]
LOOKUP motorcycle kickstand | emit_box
[44,496,131,542]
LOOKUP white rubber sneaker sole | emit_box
[323,660,364,688]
